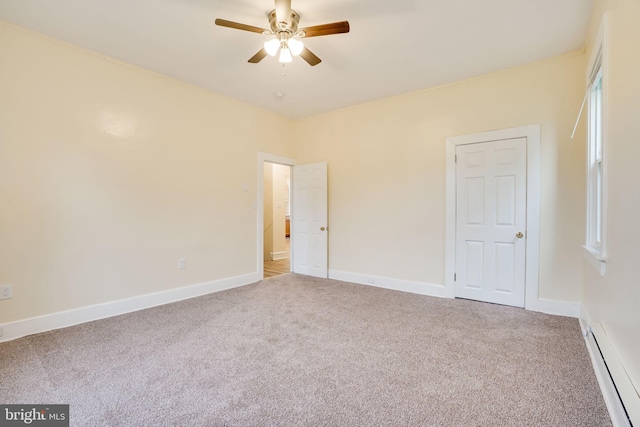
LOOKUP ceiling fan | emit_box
[215,0,350,66]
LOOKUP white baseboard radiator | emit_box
[582,321,637,427]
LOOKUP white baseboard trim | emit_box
[526,297,582,318]
[327,270,583,318]
[328,270,450,299]
[270,251,287,260]
[579,318,634,426]
[0,272,261,343]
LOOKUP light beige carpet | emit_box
[1,273,611,426]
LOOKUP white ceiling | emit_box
[0,0,595,119]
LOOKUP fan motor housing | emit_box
[268,9,300,34]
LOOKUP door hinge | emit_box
[454,273,457,281]
[455,154,457,163]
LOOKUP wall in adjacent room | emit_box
[293,52,587,305]
[262,163,289,261]
[271,164,289,258]
[263,163,275,261]
[0,23,294,324]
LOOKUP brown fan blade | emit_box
[300,47,321,66]
[274,0,292,25]
[215,19,267,34]
[248,48,268,64]
[300,21,350,38]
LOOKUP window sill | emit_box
[583,245,606,276]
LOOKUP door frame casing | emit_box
[444,125,541,310]
[257,152,296,279]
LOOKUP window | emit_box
[588,67,603,249]
[584,41,607,275]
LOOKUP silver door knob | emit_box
[320,227,326,231]
[516,232,524,238]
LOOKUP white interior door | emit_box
[292,162,328,278]
[455,138,527,307]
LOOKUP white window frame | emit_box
[583,18,608,276]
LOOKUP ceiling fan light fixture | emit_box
[279,47,293,63]
[215,2,350,67]
[288,38,304,56]
[264,38,280,56]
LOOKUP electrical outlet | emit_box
[178,258,186,270]
[0,285,13,300]
[0,285,12,299]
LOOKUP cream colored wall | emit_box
[0,14,615,340]
[293,53,587,303]
[582,0,640,407]
[0,23,293,324]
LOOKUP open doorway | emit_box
[263,162,292,278]
[257,153,327,279]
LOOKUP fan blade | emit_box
[274,0,292,25]
[300,47,321,66]
[248,48,268,64]
[300,21,350,38]
[215,19,267,34]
